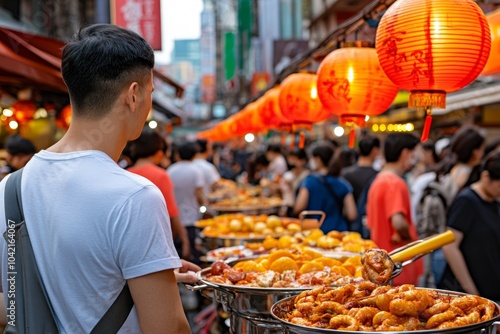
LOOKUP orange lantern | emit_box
[481,9,500,76]
[11,100,36,124]
[279,73,331,125]
[376,0,491,141]
[259,87,292,130]
[61,105,72,128]
[317,44,399,128]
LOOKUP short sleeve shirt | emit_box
[439,188,500,300]
[367,172,422,285]
[0,150,181,333]
[301,174,352,233]
[167,161,205,226]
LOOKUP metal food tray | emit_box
[270,289,500,334]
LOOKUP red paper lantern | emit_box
[481,9,500,76]
[259,87,292,129]
[376,0,491,141]
[279,73,331,125]
[11,100,36,124]
[317,45,399,128]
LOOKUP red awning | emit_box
[0,27,66,92]
[0,26,185,97]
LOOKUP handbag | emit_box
[3,169,134,334]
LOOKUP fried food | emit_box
[277,283,497,331]
[361,248,394,284]
[205,246,365,288]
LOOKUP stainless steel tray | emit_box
[270,288,500,334]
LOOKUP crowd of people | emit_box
[119,123,500,304]
[0,23,499,333]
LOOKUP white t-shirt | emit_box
[0,150,181,333]
[268,155,288,179]
[167,161,204,226]
[192,158,220,195]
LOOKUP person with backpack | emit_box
[341,135,380,238]
[439,151,500,302]
[0,24,191,333]
[294,143,357,233]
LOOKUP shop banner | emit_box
[111,0,162,50]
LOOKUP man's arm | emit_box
[128,270,190,334]
[390,213,412,242]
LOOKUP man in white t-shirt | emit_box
[0,24,192,333]
[168,141,206,264]
[193,139,220,195]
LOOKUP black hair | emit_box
[246,152,269,185]
[422,140,440,163]
[450,125,485,164]
[266,143,282,154]
[358,135,380,157]
[312,144,334,168]
[288,148,308,161]
[5,135,36,155]
[482,150,500,180]
[176,141,198,161]
[129,127,166,161]
[383,133,420,163]
[339,148,357,168]
[196,139,208,153]
[61,24,154,118]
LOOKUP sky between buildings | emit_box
[155,0,203,64]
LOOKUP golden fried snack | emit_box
[278,283,497,331]
[361,248,393,284]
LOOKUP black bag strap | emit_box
[313,174,344,214]
[90,284,134,334]
[5,170,134,334]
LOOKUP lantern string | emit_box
[290,133,296,149]
[299,131,306,149]
[349,128,356,148]
[421,109,433,142]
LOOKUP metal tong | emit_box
[386,230,456,282]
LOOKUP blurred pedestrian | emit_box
[193,139,220,195]
[127,127,191,260]
[294,144,357,233]
[367,133,423,286]
[439,151,500,302]
[168,141,206,265]
[2,135,36,177]
[279,148,309,217]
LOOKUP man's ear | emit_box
[125,82,140,112]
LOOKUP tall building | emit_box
[171,39,201,84]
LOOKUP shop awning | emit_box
[0,26,185,97]
[152,91,184,120]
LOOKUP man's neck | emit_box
[133,157,155,167]
[46,117,126,162]
[381,162,404,176]
[195,153,207,160]
[357,156,373,167]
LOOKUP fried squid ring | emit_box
[361,249,394,284]
[389,290,431,317]
[328,315,360,331]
